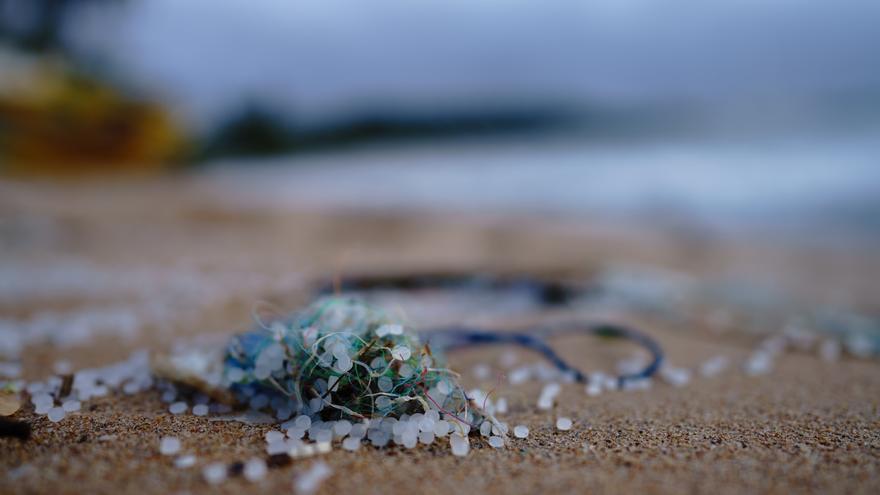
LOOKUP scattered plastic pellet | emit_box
[341,436,361,451]
[159,436,182,456]
[47,407,65,422]
[333,420,352,437]
[418,431,435,445]
[660,366,692,387]
[472,364,491,380]
[513,425,529,438]
[175,455,197,468]
[169,401,188,414]
[294,461,332,494]
[243,458,268,482]
[537,382,561,410]
[450,434,469,457]
[479,420,493,437]
[819,339,842,362]
[267,439,290,455]
[192,404,209,416]
[433,419,450,437]
[62,400,81,413]
[556,417,573,431]
[202,462,227,485]
[699,355,729,378]
[294,415,311,429]
[265,430,285,444]
[488,436,504,448]
[744,352,773,376]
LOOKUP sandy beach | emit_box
[1,178,879,494]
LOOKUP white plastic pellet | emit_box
[488,436,504,448]
[243,458,268,482]
[265,430,285,444]
[169,401,187,414]
[294,461,332,495]
[192,404,209,416]
[159,436,181,456]
[556,417,573,431]
[175,455,196,468]
[819,339,841,362]
[513,425,529,438]
[62,400,81,412]
[294,415,311,429]
[450,434,469,457]
[479,420,493,437]
[418,431,435,445]
[342,436,361,451]
[47,407,65,422]
[660,366,692,387]
[333,420,352,437]
[699,356,729,378]
[377,376,393,392]
[202,462,227,484]
[433,420,450,437]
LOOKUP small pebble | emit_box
[202,462,227,484]
[556,417,573,431]
[160,436,181,456]
[513,425,529,438]
[169,401,188,414]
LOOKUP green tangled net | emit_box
[223,296,487,430]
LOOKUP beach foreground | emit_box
[1,179,878,494]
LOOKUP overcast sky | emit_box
[68,0,880,127]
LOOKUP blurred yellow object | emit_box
[0,59,187,176]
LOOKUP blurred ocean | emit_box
[204,127,880,244]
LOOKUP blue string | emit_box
[421,321,663,387]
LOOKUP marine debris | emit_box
[225,297,481,422]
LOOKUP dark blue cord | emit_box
[420,321,663,387]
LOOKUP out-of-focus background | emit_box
[2,0,879,241]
